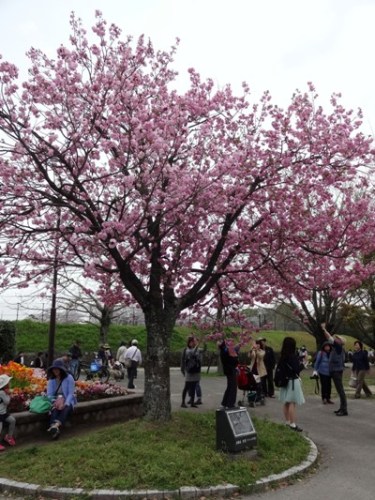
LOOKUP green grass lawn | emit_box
[0,412,309,492]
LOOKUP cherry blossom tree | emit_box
[57,273,131,344]
[0,12,374,420]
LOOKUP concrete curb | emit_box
[0,435,318,499]
[252,436,318,493]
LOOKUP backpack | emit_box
[274,361,289,388]
[184,349,201,374]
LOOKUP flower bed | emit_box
[0,361,128,412]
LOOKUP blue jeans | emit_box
[0,413,16,436]
[50,405,73,427]
[196,382,202,399]
[70,359,79,377]
[182,381,198,404]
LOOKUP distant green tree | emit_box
[0,321,16,363]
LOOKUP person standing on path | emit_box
[116,341,128,367]
[181,336,202,408]
[249,340,267,399]
[116,341,128,379]
[68,340,82,379]
[321,323,348,416]
[217,339,239,409]
[277,336,305,432]
[352,340,372,398]
[259,338,276,397]
[124,339,142,389]
[313,341,334,404]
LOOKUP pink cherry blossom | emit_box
[0,11,374,420]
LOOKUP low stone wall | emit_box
[12,394,144,442]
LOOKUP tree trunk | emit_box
[143,307,175,421]
[99,306,112,345]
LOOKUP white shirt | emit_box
[124,345,142,365]
[116,345,128,364]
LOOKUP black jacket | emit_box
[264,346,276,371]
[219,341,238,376]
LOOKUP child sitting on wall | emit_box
[0,374,16,450]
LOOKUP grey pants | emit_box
[355,370,372,397]
[331,371,347,411]
[0,414,16,437]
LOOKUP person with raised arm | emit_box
[321,323,348,416]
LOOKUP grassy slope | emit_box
[14,319,361,355]
[14,319,194,354]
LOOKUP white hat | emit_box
[131,339,138,345]
[0,374,12,389]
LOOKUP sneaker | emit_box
[181,402,187,408]
[47,422,58,433]
[190,403,199,408]
[4,435,15,446]
[289,425,303,432]
[0,444,5,452]
[196,399,203,405]
[326,400,335,404]
[50,427,60,439]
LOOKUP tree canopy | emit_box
[0,11,374,419]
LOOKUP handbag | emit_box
[124,348,138,368]
[349,375,358,388]
[54,395,65,410]
[29,395,53,414]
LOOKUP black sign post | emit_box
[216,407,257,453]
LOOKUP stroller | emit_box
[236,364,265,407]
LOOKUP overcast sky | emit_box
[0,0,374,320]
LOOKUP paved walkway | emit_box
[171,367,375,499]
[1,367,374,499]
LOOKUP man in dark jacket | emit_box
[218,340,240,409]
[322,323,348,416]
[259,338,276,398]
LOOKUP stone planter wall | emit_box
[12,394,143,442]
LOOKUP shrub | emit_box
[0,320,16,362]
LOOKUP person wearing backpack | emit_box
[181,336,202,408]
[277,337,305,432]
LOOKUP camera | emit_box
[310,374,319,380]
